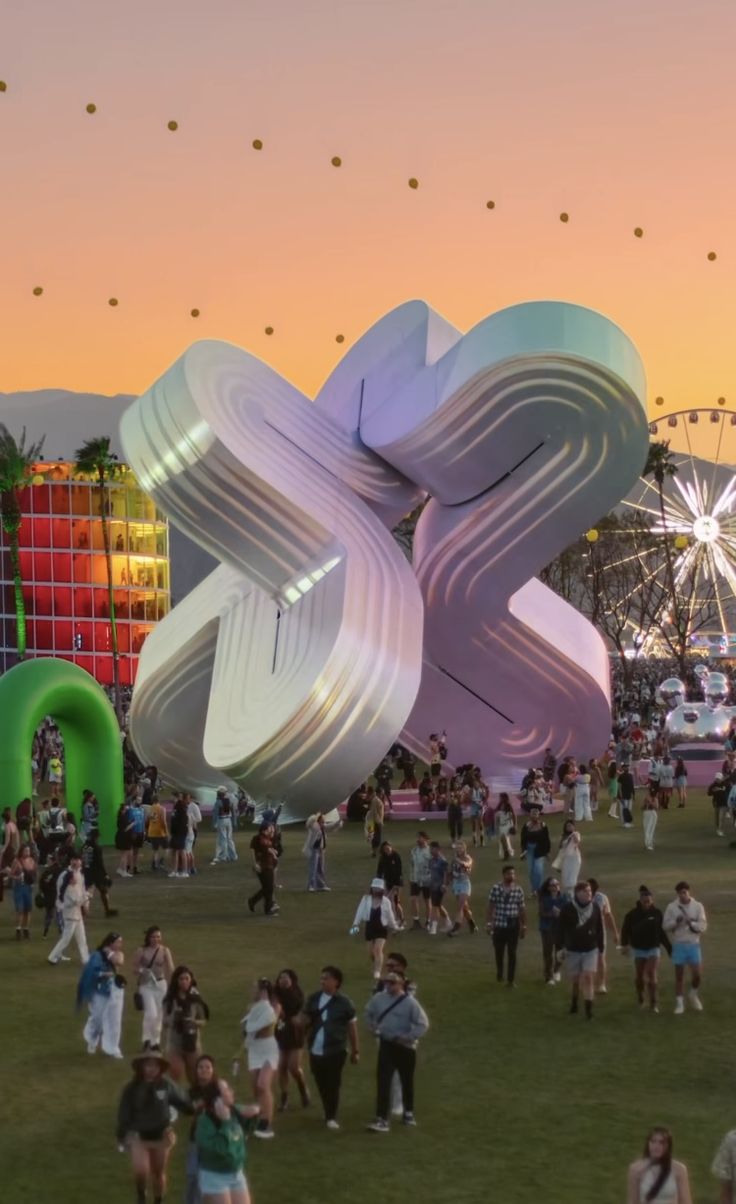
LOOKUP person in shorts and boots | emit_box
[117,1051,194,1204]
[558,880,604,1019]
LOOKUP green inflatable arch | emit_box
[0,658,124,844]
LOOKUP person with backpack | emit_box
[195,1077,260,1204]
[48,853,90,965]
[364,969,429,1133]
[212,788,238,865]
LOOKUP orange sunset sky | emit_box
[2,0,735,416]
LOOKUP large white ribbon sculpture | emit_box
[121,300,649,813]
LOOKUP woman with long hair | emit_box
[185,1054,217,1204]
[77,931,126,1058]
[273,969,310,1111]
[117,1051,194,1204]
[538,876,564,985]
[555,820,582,897]
[674,758,688,808]
[447,840,476,936]
[494,794,516,860]
[573,763,593,822]
[195,1078,259,1204]
[238,978,280,1139]
[607,761,620,819]
[626,1127,692,1202]
[8,842,37,939]
[162,966,209,1083]
[132,925,175,1051]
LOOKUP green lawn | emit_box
[2,798,733,1204]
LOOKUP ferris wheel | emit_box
[620,406,736,652]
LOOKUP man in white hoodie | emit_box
[48,855,90,965]
[663,880,707,1014]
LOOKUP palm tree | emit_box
[74,436,123,726]
[0,425,45,661]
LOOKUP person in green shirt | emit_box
[195,1078,259,1203]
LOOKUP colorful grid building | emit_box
[0,461,170,685]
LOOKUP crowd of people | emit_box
[3,662,736,1202]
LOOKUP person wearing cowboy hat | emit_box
[116,1050,194,1204]
[350,877,399,981]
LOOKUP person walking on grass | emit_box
[642,783,659,851]
[146,795,169,872]
[627,1126,692,1204]
[409,832,432,930]
[707,772,729,837]
[427,842,452,935]
[168,795,189,878]
[711,1125,736,1203]
[48,853,89,965]
[573,764,593,822]
[238,978,279,1140]
[368,789,385,858]
[538,877,563,985]
[115,799,135,879]
[39,850,63,939]
[162,966,210,1083]
[78,931,126,1058]
[520,806,551,895]
[607,761,620,819]
[619,763,636,829]
[247,825,279,917]
[133,926,175,1052]
[558,880,604,1020]
[304,812,329,892]
[81,830,117,920]
[588,877,620,995]
[194,1077,260,1204]
[117,1051,194,1204]
[620,886,672,1014]
[486,864,527,987]
[555,820,582,897]
[377,840,405,928]
[7,843,37,939]
[350,877,399,980]
[303,965,359,1131]
[273,969,310,1112]
[364,970,429,1134]
[211,788,238,865]
[448,840,476,936]
[674,758,688,808]
[663,881,707,1015]
[494,794,516,859]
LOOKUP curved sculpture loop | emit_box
[0,658,123,842]
[121,300,649,813]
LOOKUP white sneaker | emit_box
[553,971,562,983]
[688,990,703,1011]
[115,868,128,878]
[87,1043,97,1054]
[674,996,685,1015]
[325,1119,340,1131]
[428,921,437,935]
[391,1106,404,1118]
[168,871,179,878]
[716,830,724,837]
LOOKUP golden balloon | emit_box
[634,227,644,238]
[32,286,43,297]
[0,81,7,93]
[335,334,345,344]
[486,200,495,209]
[108,297,119,307]
[264,325,274,335]
[585,529,599,543]
[31,474,46,486]
[86,103,97,114]
[408,178,419,189]
[718,396,726,405]
[655,396,664,406]
[674,535,689,550]
[331,156,342,167]
[559,212,569,223]
[190,308,200,318]
[252,139,263,150]
[167,120,178,131]
[707,251,717,261]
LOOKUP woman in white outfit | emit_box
[48,855,89,965]
[573,765,593,822]
[77,931,126,1058]
[133,926,175,1051]
[351,878,399,980]
[627,1126,692,1203]
[555,821,582,897]
[240,978,280,1139]
[642,787,659,851]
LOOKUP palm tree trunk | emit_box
[657,481,685,675]
[8,530,27,660]
[98,472,122,727]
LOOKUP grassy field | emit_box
[2,796,733,1204]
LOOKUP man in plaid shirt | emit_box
[486,865,527,987]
